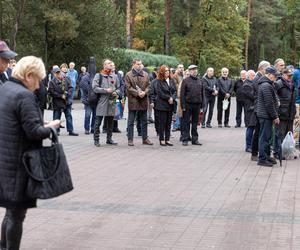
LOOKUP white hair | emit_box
[257,60,270,71]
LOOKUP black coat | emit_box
[48,77,73,110]
[202,75,218,98]
[35,77,48,112]
[240,79,255,127]
[248,72,263,127]
[275,78,296,121]
[234,79,246,102]
[149,79,158,105]
[0,78,51,209]
[217,77,234,98]
[155,79,177,111]
[257,76,279,120]
[180,76,205,109]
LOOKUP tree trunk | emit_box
[0,0,3,39]
[244,0,252,70]
[164,0,171,55]
[126,0,131,48]
[11,0,26,51]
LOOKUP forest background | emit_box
[0,0,299,75]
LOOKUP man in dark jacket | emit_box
[180,65,205,146]
[240,70,256,152]
[250,60,271,161]
[79,72,96,134]
[48,66,78,136]
[0,40,17,86]
[257,66,280,167]
[217,67,233,127]
[35,77,48,117]
[202,67,218,128]
[234,70,247,127]
[125,58,153,146]
[273,67,296,157]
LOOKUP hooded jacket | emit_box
[257,76,279,120]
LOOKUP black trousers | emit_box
[251,116,260,157]
[182,103,200,142]
[217,96,231,125]
[94,116,114,142]
[1,208,27,250]
[154,109,159,134]
[157,110,172,141]
[203,96,215,125]
[235,100,245,126]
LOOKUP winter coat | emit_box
[149,79,158,105]
[79,73,91,106]
[0,72,8,86]
[293,68,300,104]
[48,77,73,110]
[240,79,255,127]
[155,79,177,112]
[92,72,121,116]
[35,77,48,112]
[180,75,205,110]
[217,77,233,98]
[125,69,150,111]
[202,75,218,98]
[0,77,51,209]
[234,79,246,102]
[257,76,279,120]
[275,78,296,121]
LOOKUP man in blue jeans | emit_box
[48,66,78,136]
[256,66,280,166]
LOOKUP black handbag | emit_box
[22,127,74,199]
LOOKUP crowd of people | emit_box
[0,39,300,249]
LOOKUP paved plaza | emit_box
[3,99,300,250]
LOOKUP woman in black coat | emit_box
[155,65,177,146]
[0,56,60,250]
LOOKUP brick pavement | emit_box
[2,98,300,250]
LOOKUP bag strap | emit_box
[22,127,61,182]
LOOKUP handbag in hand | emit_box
[22,127,73,199]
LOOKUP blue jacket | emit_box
[293,68,300,104]
[79,73,91,105]
[67,69,78,88]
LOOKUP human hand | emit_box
[214,90,218,96]
[139,91,145,98]
[106,88,113,94]
[62,94,66,100]
[273,118,280,125]
[225,93,230,98]
[45,119,61,129]
[112,92,118,97]
[150,103,154,108]
[169,97,173,105]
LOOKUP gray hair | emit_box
[257,60,270,71]
[274,58,284,66]
[246,70,255,79]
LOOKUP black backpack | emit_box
[88,73,102,106]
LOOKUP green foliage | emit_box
[107,48,180,72]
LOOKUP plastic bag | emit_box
[223,99,229,111]
[281,131,296,159]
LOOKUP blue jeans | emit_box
[246,127,254,150]
[258,118,273,161]
[127,110,148,140]
[53,105,74,132]
[84,104,96,132]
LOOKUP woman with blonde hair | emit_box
[0,56,60,250]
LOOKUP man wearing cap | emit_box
[48,66,79,136]
[257,66,280,167]
[0,40,17,85]
[273,67,296,158]
[180,65,205,146]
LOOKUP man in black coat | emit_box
[217,67,233,127]
[48,66,78,136]
[273,67,296,158]
[180,65,205,146]
[202,67,218,128]
[257,66,280,167]
[0,40,17,85]
[234,70,247,127]
[250,60,271,161]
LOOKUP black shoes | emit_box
[160,141,167,146]
[218,124,222,128]
[106,139,118,145]
[206,124,212,128]
[94,141,100,147]
[69,131,79,136]
[182,141,188,146]
[85,130,90,135]
[257,160,273,167]
[113,128,121,133]
[166,141,173,146]
[235,125,241,128]
[266,156,277,165]
[192,141,202,146]
[224,124,231,128]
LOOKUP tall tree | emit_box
[244,0,252,69]
[164,0,171,55]
[126,0,131,48]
